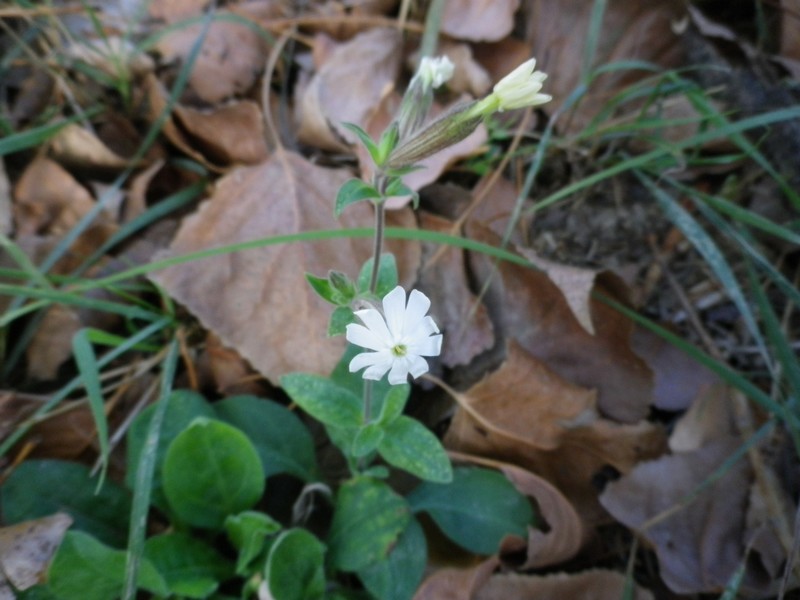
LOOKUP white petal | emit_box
[353,308,392,343]
[406,354,430,379]
[382,286,407,339]
[363,358,394,381]
[387,357,411,385]
[346,323,386,351]
[407,333,442,357]
[349,351,393,381]
[404,289,431,331]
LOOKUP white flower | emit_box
[490,58,551,111]
[416,56,454,89]
[346,286,442,385]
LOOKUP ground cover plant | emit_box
[0,0,799,598]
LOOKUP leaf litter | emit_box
[1,0,799,598]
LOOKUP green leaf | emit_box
[126,389,215,511]
[47,531,168,600]
[306,271,356,306]
[377,416,452,483]
[335,178,382,217]
[264,529,326,600]
[327,477,410,571]
[71,329,110,489]
[358,517,427,600]
[351,422,385,458]
[306,274,338,304]
[330,344,393,401]
[144,533,234,599]
[357,253,398,297]
[341,122,380,164]
[214,395,319,482]
[408,467,534,554]
[375,122,400,165]
[377,385,409,426]
[328,306,357,336]
[162,418,265,529]
[280,373,363,430]
[225,511,282,575]
[1,460,131,548]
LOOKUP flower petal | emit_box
[404,289,432,331]
[363,357,394,380]
[350,351,393,381]
[387,357,412,385]
[353,307,392,344]
[346,323,386,351]
[406,354,430,379]
[382,286,407,339]
[407,333,442,357]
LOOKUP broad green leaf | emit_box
[378,416,452,483]
[341,122,380,164]
[327,477,410,571]
[1,460,130,548]
[162,418,265,529]
[144,533,233,599]
[351,422,385,458]
[328,306,357,336]
[407,467,534,554]
[265,529,326,600]
[47,531,168,600]
[357,253,398,297]
[376,384,409,426]
[225,511,282,575]
[280,374,362,430]
[214,395,319,482]
[126,389,214,510]
[358,517,427,600]
[335,178,382,217]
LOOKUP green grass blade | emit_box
[0,110,100,156]
[71,328,110,489]
[122,338,180,600]
[0,316,173,457]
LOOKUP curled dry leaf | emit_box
[47,123,132,175]
[0,513,72,592]
[467,222,653,423]
[150,150,419,384]
[154,14,269,103]
[413,556,500,600]
[450,452,585,568]
[296,28,403,152]
[417,212,494,369]
[173,100,269,166]
[441,0,521,42]
[474,570,653,600]
[25,304,81,381]
[437,41,492,96]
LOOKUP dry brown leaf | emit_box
[0,159,11,236]
[450,453,585,568]
[468,222,653,423]
[296,28,403,152]
[150,150,419,384]
[413,557,499,600]
[600,437,761,594]
[437,42,492,96]
[25,304,80,381]
[417,212,494,368]
[472,37,534,89]
[149,0,210,22]
[668,383,738,453]
[155,14,269,103]
[200,332,268,397]
[474,570,653,600]
[441,0,521,42]
[525,0,685,134]
[47,123,132,175]
[0,513,72,593]
[173,101,269,166]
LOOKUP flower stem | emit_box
[368,197,386,294]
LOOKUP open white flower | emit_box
[487,58,551,112]
[346,286,442,385]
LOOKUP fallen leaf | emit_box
[155,14,270,103]
[441,0,521,42]
[437,42,492,97]
[0,513,72,591]
[668,383,738,453]
[47,123,132,175]
[413,557,499,600]
[0,159,11,235]
[150,150,419,384]
[474,570,653,600]
[417,212,494,369]
[525,0,685,133]
[467,222,654,423]
[600,437,758,594]
[173,101,269,166]
[200,332,268,397]
[149,0,211,22]
[296,28,403,152]
[25,304,81,381]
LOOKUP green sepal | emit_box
[335,178,382,217]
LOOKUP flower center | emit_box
[391,344,407,357]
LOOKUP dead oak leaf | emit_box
[0,513,72,593]
[296,28,403,152]
[150,151,419,384]
[474,570,653,600]
[441,0,521,42]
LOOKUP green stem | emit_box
[368,201,386,294]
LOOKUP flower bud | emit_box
[476,58,552,113]
[395,56,455,140]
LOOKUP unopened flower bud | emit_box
[395,56,455,140]
[475,58,551,114]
